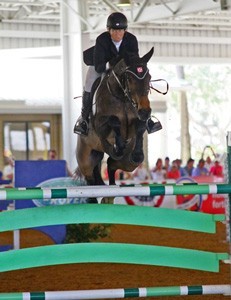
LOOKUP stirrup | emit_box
[146,116,162,134]
[74,119,89,136]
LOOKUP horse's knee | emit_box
[138,108,151,122]
[135,119,146,134]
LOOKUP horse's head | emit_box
[122,47,154,121]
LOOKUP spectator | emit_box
[0,168,12,185]
[175,158,187,177]
[2,156,14,182]
[204,156,213,171]
[48,149,57,160]
[47,149,72,177]
[166,162,181,180]
[209,160,223,177]
[183,158,195,176]
[163,156,171,172]
[192,159,209,177]
[151,158,166,182]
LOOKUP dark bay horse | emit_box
[76,48,154,202]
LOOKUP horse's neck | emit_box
[106,70,125,98]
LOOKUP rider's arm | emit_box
[120,32,139,57]
[94,33,109,73]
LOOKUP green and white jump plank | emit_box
[0,243,228,273]
[0,204,225,233]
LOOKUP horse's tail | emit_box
[73,166,84,180]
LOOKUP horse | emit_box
[76,47,154,203]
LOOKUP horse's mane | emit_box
[124,52,141,66]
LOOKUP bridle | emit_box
[107,65,169,109]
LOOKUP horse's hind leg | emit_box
[77,145,104,203]
[107,156,117,185]
[85,151,105,203]
[93,161,105,185]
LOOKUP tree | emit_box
[64,223,111,243]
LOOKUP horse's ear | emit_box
[141,47,154,63]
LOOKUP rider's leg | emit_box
[74,91,92,135]
[74,66,101,135]
[146,115,162,134]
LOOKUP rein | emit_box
[112,69,129,99]
[107,69,138,111]
[150,79,169,95]
[107,67,169,106]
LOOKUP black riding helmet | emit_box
[107,12,128,30]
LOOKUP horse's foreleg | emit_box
[131,120,146,164]
[108,116,125,157]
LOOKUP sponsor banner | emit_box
[14,160,69,244]
[115,176,226,214]
[201,194,227,214]
[33,177,87,207]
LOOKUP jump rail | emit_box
[0,183,231,200]
[0,285,230,299]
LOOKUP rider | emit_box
[74,12,162,136]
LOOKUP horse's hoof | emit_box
[131,152,144,164]
[113,145,124,158]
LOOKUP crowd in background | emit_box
[104,155,224,182]
[1,151,225,185]
[149,156,223,182]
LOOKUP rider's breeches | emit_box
[84,66,101,92]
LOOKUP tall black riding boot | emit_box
[74,91,92,135]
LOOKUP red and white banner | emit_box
[115,176,227,214]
